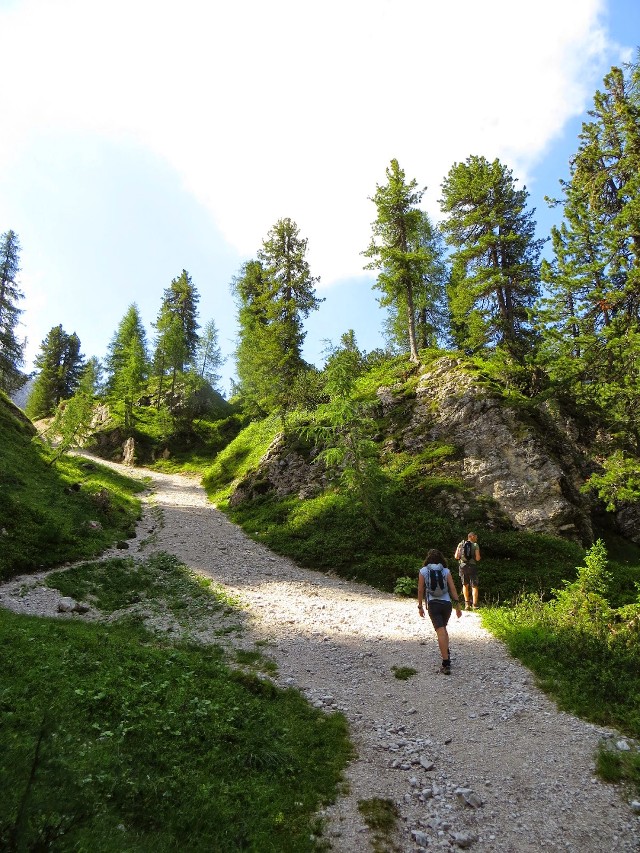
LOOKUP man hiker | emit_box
[455,532,481,609]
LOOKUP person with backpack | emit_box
[455,532,481,610]
[417,548,462,674]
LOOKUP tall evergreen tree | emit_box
[195,318,223,390]
[153,269,200,405]
[0,230,25,393]
[105,304,149,429]
[439,155,545,365]
[363,160,443,362]
[541,55,640,446]
[26,325,84,419]
[44,358,100,463]
[379,210,449,353]
[233,220,322,415]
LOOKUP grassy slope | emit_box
[201,358,640,608]
[0,392,144,581]
[0,555,352,852]
[1,399,353,850]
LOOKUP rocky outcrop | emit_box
[229,432,328,507]
[229,357,607,544]
[400,358,594,543]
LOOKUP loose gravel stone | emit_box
[1,459,639,852]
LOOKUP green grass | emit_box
[0,555,353,852]
[202,415,281,503]
[482,591,640,786]
[218,483,592,602]
[596,741,640,793]
[0,393,144,581]
[391,666,417,681]
[357,798,400,853]
[44,552,240,621]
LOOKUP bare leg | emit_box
[435,626,449,661]
[472,585,479,607]
[463,583,471,606]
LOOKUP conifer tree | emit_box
[541,55,640,446]
[44,358,100,463]
[0,230,25,393]
[195,318,223,390]
[26,325,84,419]
[153,269,200,406]
[379,211,449,353]
[105,304,149,429]
[233,220,322,416]
[363,160,443,362]
[439,155,544,366]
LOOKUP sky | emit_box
[0,0,639,397]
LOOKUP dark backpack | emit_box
[426,565,447,598]
[463,540,474,561]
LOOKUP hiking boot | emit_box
[439,663,451,675]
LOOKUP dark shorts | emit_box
[427,599,453,630]
[459,563,479,587]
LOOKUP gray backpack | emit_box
[425,564,447,598]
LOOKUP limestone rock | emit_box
[225,356,640,545]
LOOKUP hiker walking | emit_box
[455,532,481,610]
[417,548,462,674]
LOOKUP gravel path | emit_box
[2,462,639,852]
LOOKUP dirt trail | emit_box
[2,462,639,852]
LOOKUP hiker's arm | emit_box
[446,573,462,613]
[417,572,425,617]
[475,545,481,562]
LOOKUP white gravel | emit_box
[2,461,639,852]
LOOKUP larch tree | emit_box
[439,155,545,366]
[153,269,200,406]
[105,304,149,429]
[44,357,100,463]
[363,159,440,363]
[0,230,26,393]
[195,318,223,390]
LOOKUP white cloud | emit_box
[0,0,622,287]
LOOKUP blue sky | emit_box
[0,0,638,397]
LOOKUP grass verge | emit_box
[0,555,353,852]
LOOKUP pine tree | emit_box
[541,55,640,446]
[0,230,25,392]
[233,220,322,416]
[363,160,443,362]
[26,325,84,419]
[379,210,449,353]
[439,155,545,365]
[105,304,149,429]
[153,270,200,406]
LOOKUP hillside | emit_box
[202,354,640,606]
[0,391,144,580]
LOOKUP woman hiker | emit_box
[417,548,462,674]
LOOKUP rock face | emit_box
[230,357,603,544]
[400,358,594,543]
[229,432,327,507]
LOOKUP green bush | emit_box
[483,541,640,749]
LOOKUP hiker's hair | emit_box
[424,548,447,567]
